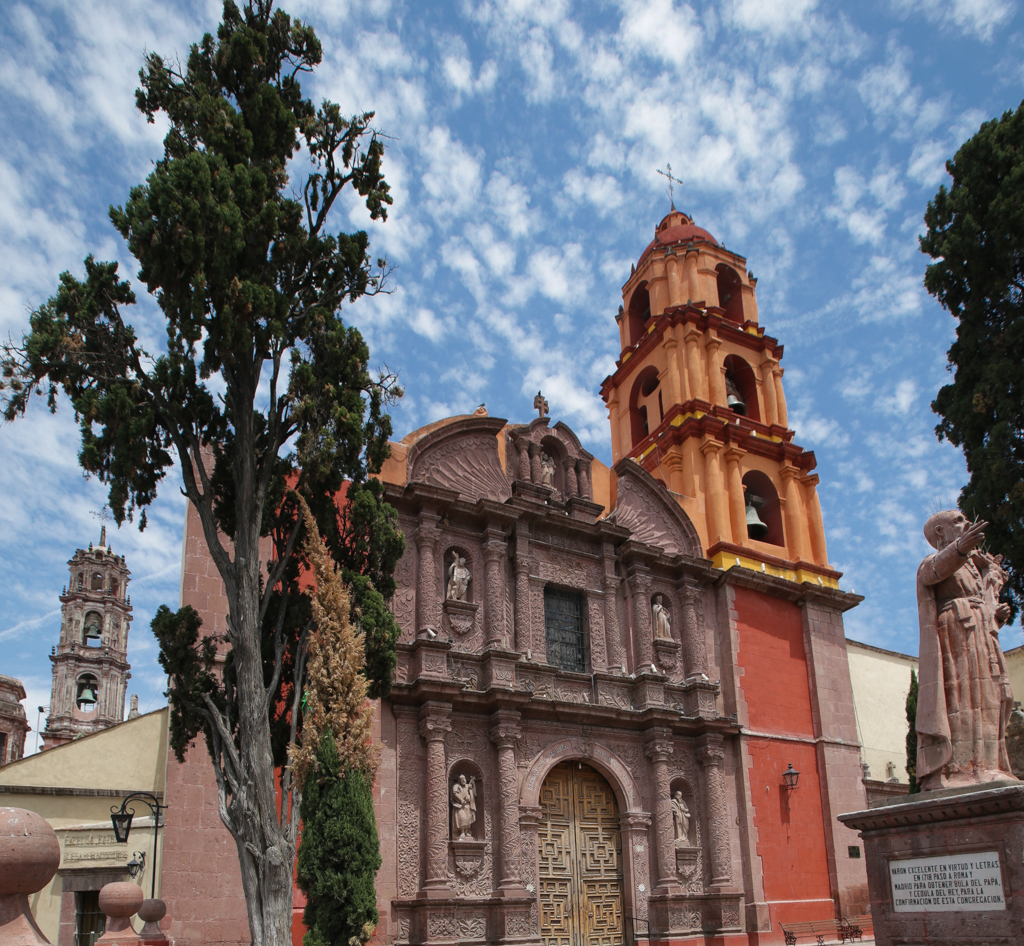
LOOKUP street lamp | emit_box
[110,792,165,899]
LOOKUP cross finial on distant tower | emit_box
[90,506,113,547]
[534,391,549,418]
[657,163,682,211]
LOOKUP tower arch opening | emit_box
[742,470,784,546]
[83,611,103,647]
[629,365,661,447]
[724,354,760,422]
[626,281,651,346]
[716,264,744,323]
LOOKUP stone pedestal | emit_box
[95,883,143,946]
[838,783,1024,946]
[137,899,167,945]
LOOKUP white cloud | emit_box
[877,379,918,415]
[726,0,819,35]
[619,0,702,69]
[891,0,1015,42]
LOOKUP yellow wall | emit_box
[845,640,918,785]
[1005,645,1024,707]
[0,707,169,941]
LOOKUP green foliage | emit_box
[906,668,919,794]
[150,605,224,763]
[921,102,1024,623]
[297,732,380,946]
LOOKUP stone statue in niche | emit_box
[541,454,555,488]
[671,790,691,845]
[916,511,1017,790]
[451,774,477,839]
[447,555,471,602]
[652,594,672,640]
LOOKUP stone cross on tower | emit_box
[534,391,549,418]
[657,163,682,212]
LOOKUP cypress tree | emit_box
[906,668,920,794]
[298,733,380,946]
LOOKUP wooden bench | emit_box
[779,918,843,945]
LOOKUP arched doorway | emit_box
[538,761,624,946]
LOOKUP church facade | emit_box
[164,211,869,946]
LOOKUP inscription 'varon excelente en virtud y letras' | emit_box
[889,852,1005,912]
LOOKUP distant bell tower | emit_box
[601,210,836,586]
[42,526,133,749]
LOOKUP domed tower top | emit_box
[42,526,133,749]
[601,212,837,588]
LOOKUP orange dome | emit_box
[638,213,717,265]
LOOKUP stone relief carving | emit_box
[447,554,471,601]
[396,917,410,942]
[392,546,417,642]
[451,775,477,839]
[397,721,422,897]
[669,907,702,933]
[457,917,485,940]
[448,657,480,689]
[409,418,512,504]
[428,914,457,938]
[505,912,532,937]
[609,460,701,556]
[722,901,742,929]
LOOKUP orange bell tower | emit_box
[601,209,837,587]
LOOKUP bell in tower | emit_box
[744,492,769,541]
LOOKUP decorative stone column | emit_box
[519,806,543,933]
[565,459,578,498]
[529,443,542,485]
[489,710,526,895]
[602,543,625,672]
[697,735,732,887]
[802,473,828,566]
[419,703,452,897]
[576,458,591,501]
[704,336,726,407]
[513,525,532,656]
[482,528,506,647]
[759,357,778,426]
[620,811,653,924]
[626,562,654,669]
[700,439,727,546]
[416,511,441,633]
[645,732,680,894]
[663,333,682,405]
[683,244,700,303]
[679,581,708,679]
[724,446,746,546]
[684,327,705,401]
[516,437,531,481]
[780,464,807,562]
[773,365,789,428]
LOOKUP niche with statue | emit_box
[670,778,702,893]
[443,546,479,640]
[449,760,486,879]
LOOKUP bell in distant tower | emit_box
[41,529,133,749]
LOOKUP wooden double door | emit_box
[538,762,624,946]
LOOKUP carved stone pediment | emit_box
[443,599,479,637]
[610,460,702,557]
[449,838,486,878]
[407,416,511,504]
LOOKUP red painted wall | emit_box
[733,586,834,928]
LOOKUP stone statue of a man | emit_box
[652,594,672,640]
[671,790,690,844]
[447,555,471,602]
[916,511,1017,790]
[451,774,477,840]
[541,453,555,489]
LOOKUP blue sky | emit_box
[2,0,1022,744]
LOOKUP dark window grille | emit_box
[75,891,105,946]
[544,588,587,673]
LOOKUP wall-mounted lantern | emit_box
[110,791,165,898]
[127,851,146,879]
[782,763,800,812]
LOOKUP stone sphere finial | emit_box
[96,883,144,945]
[0,807,61,945]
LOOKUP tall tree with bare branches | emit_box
[1,2,404,943]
